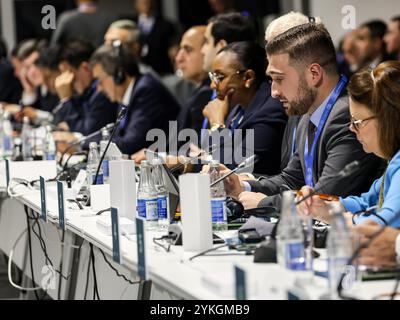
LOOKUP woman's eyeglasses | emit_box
[208,70,246,85]
[350,115,376,132]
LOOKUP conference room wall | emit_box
[310,0,400,48]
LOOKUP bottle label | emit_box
[211,199,227,223]
[3,136,11,152]
[102,159,109,177]
[284,242,306,270]
[92,173,104,185]
[137,198,158,221]
[137,199,146,219]
[157,195,169,220]
[45,154,56,161]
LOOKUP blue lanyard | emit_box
[229,108,244,136]
[291,126,297,157]
[304,75,348,187]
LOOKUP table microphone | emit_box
[209,155,259,187]
[294,160,360,206]
[92,106,127,186]
[169,144,218,174]
[59,123,115,166]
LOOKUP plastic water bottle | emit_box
[151,158,170,229]
[209,160,228,231]
[86,142,103,185]
[137,160,159,229]
[327,202,353,298]
[2,111,13,157]
[43,125,56,160]
[12,137,23,161]
[21,116,32,161]
[276,191,306,270]
[100,128,110,183]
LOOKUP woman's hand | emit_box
[202,89,234,125]
[296,186,332,224]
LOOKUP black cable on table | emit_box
[98,248,141,285]
[57,229,65,300]
[24,205,40,300]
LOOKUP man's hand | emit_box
[201,163,229,174]
[223,170,245,198]
[1,103,22,115]
[55,71,75,100]
[22,106,38,121]
[238,191,267,210]
[202,89,234,125]
[352,220,400,268]
[201,164,244,197]
[19,66,36,93]
[52,131,77,143]
[131,148,147,164]
[57,122,70,131]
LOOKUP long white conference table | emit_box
[0,182,398,300]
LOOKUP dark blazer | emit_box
[132,16,177,75]
[62,81,118,136]
[213,82,287,175]
[27,87,59,113]
[280,115,301,171]
[0,59,22,104]
[177,78,213,134]
[248,95,385,209]
[114,73,180,155]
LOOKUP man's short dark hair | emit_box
[90,44,140,79]
[15,38,48,61]
[60,39,94,68]
[360,20,387,39]
[35,45,61,71]
[266,23,338,76]
[208,12,255,45]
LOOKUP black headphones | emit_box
[112,40,126,85]
[226,197,279,223]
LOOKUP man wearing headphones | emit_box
[90,41,180,155]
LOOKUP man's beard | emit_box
[286,79,317,116]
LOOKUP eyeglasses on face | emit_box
[350,115,376,132]
[208,70,246,85]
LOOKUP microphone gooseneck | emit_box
[295,160,360,206]
[209,155,259,187]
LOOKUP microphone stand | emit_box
[210,156,259,187]
[58,124,114,167]
[92,109,126,186]
[294,160,360,206]
[169,144,217,174]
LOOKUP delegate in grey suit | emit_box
[247,95,384,209]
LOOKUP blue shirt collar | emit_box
[309,86,336,127]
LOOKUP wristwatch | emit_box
[210,123,226,132]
